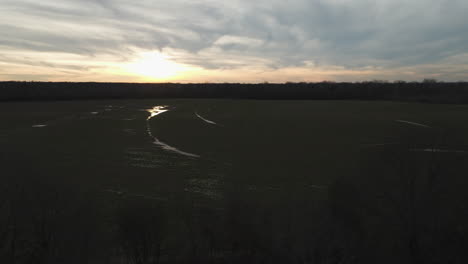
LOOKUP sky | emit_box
[1,0,467,83]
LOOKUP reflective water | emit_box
[395,119,431,128]
[410,148,467,153]
[152,137,200,158]
[146,106,200,158]
[195,112,218,125]
[147,105,169,120]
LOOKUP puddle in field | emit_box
[91,112,99,115]
[152,138,200,158]
[410,148,468,154]
[195,112,218,125]
[146,106,200,158]
[147,106,169,120]
[32,124,47,128]
[104,105,116,111]
[396,120,431,128]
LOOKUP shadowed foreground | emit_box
[1,99,468,263]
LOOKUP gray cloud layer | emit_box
[1,0,468,81]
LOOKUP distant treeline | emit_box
[1,80,468,103]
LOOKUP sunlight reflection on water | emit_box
[195,112,217,125]
[147,106,169,120]
[32,124,47,128]
[145,105,200,158]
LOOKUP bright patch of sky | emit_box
[1,0,467,82]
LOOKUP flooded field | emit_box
[2,99,468,263]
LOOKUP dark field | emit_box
[2,99,468,263]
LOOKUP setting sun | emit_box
[123,51,190,81]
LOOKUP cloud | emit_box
[0,0,467,82]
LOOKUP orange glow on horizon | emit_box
[122,51,194,82]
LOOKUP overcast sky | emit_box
[1,0,467,82]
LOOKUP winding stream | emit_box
[146,106,200,158]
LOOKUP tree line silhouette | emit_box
[1,80,468,103]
